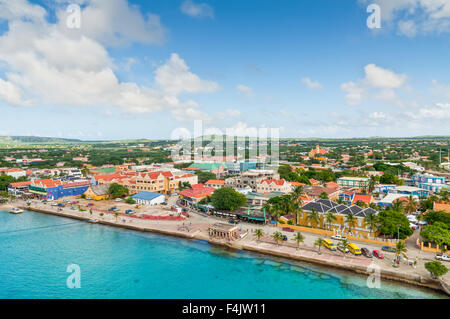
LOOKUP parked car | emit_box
[125,209,135,214]
[282,227,294,232]
[161,202,167,205]
[410,223,418,230]
[281,235,288,241]
[436,253,450,262]
[51,202,59,206]
[418,220,428,226]
[57,203,65,207]
[337,245,349,253]
[381,246,396,253]
[87,203,94,207]
[70,206,77,210]
[373,250,384,259]
[331,234,347,241]
[115,198,122,202]
[108,206,119,212]
[361,247,372,258]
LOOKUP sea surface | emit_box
[0,210,447,299]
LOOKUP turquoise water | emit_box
[0,210,446,299]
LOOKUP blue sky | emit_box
[0,0,449,140]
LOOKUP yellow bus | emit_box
[348,243,362,255]
[323,239,337,251]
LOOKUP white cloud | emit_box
[341,63,407,106]
[225,122,260,137]
[56,0,166,47]
[409,102,450,120]
[171,106,212,123]
[236,84,254,96]
[0,0,46,22]
[360,0,450,36]
[369,111,391,120]
[398,19,418,37]
[0,1,220,122]
[0,77,31,106]
[301,77,323,89]
[364,64,407,89]
[180,0,214,19]
[341,81,365,106]
[216,109,241,120]
[155,53,220,95]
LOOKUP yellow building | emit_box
[83,185,110,201]
[297,199,378,238]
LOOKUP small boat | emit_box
[88,219,99,223]
[9,208,24,214]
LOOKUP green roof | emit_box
[188,163,227,170]
[95,167,115,173]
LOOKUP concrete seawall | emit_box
[18,205,449,297]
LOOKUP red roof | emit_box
[325,182,339,189]
[138,171,173,179]
[9,181,32,188]
[94,173,128,182]
[260,179,286,186]
[179,184,215,199]
[352,193,373,204]
[32,179,62,188]
[205,179,225,185]
[63,181,91,188]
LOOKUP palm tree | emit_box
[319,192,329,200]
[307,209,320,228]
[254,229,264,244]
[392,199,404,213]
[272,231,283,246]
[368,176,376,193]
[292,232,305,250]
[364,213,378,237]
[291,186,304,203]
[394,241,408,266]
[338,239,350,258]
[345,212,357,235]
[263,203,280,220]
[314,238,325,255]
[404,195,418,215]
[114,212,119,221]
[324,211,337,231]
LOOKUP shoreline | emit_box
[4,203,449,297]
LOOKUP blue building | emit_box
[29,179,91,200]
[374,184,396,194]
[132,191,165,206]
[240,161,257,172]
[412,173,447,193]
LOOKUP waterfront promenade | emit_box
[2,199,449,296]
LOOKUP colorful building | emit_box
[298,199,378,237]
[337,177,370,189]
[412,173,447,193]
[256,179,292,194]
[131,192,165,206]
[179,184,216,205]
[29,179,90,200]
[83,184,110,200]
